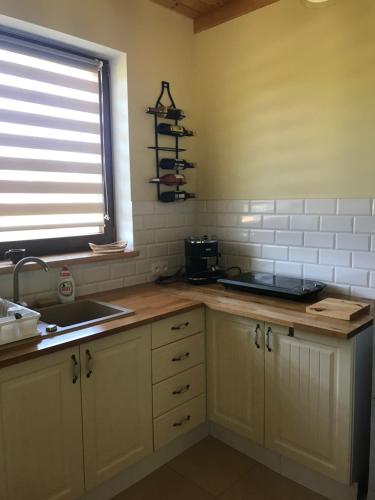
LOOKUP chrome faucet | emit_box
[13,257,49,304]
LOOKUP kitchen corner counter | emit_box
[0,282,373,368]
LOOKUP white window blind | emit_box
[0,33,108,243]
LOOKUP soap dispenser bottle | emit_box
[58,266,75,303]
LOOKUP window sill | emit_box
[0,249,139,275]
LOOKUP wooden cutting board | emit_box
[306,298,370,321]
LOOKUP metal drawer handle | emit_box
[172,352,190,362]
[173,415,191,427]
[71,354,79,384]
[171,321,189,331]
[86,349,93,378]
[254,324,261,349]
[266,327,272,353]
[173,384,190,395]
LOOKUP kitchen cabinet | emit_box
[264,323,352,483]
[207,310,368,485]
[207,310,264,444]
[80,325,153,490]
[152,308,206,450]
[0,348,84,500]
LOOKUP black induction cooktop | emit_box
[218,272,326,300]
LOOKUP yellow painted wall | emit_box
[0,0,195,201]
[193,0,375,200]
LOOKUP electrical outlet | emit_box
[151,261,169,276]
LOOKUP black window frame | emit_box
[0,30,116,259]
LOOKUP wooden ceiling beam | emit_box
[194,0,280,32]
[151,0,200,19]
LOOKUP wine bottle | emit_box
[159,158,195,170]
[157,123,194,137]
[149,174,186,186]
[159,191,196,203]
[146,105,185,120]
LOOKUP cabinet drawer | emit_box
[153,364,205,417]
[153,394,206,450]
[152,308,204,349]
[152,333,205,383]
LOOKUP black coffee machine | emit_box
[185,236,224,284]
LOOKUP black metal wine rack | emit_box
[147,81,193,202]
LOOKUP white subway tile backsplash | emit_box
[320,216,353,232]
[350,286,375,300]
[238,214,262,228]
[336,233,370,251]
[132,201,155,215]
[206,200,227,213]
[133,215,144,231]
[216,227,249,242]
[275,261,302,278]
[5,197,375,305]
[275,231,303,246]
[250,200,275,213]
[222,241,240,255]
[262,215,289,230]
[226,200,249,213]
[217,214,238,226]
[110,261,136,279]
[168,241,184,255]
[337,198,371,215]
[250,258,275,273]
[305,199,336,215]
[154,228,176,243]
[276,199,304,214]
[134,229,155,245]
[238,244,262,258]
[148,244,169,258]
[335,267,368,286]
[262,245,288,261]
[289,247,318,264]
[199,213,217,226]
[354,216,375,233]
[303,264,334,282]
[96,278,123,293]
[304,232,334,249]
[319,249,351,267]
[249,230,275,244]
[352,252,375,270]
[290,215,319,231]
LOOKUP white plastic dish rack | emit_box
[0,299,40,345]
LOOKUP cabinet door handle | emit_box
[254,324,261,349]
[172,384,190,395]
[266,327,272,352]
[85,349,93,378]
[71,354,79,384]
[172,352,190,362]
[173,415,191,427]
[171,321,189,331]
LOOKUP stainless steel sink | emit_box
[38,299,134,334]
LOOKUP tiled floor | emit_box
[112,437,327,500]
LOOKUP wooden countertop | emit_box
[0,282,373,369]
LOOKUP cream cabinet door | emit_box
[81,325,153,490]
[207,310,264,444]
[265,323,353,483]
[0,348,84,500]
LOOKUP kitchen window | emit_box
[0,29,115,257]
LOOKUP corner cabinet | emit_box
[207,310,372,485]
[206,311,264,444]
[80,326,153,490]
[264,323,352,483]
[0,348,84,500]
